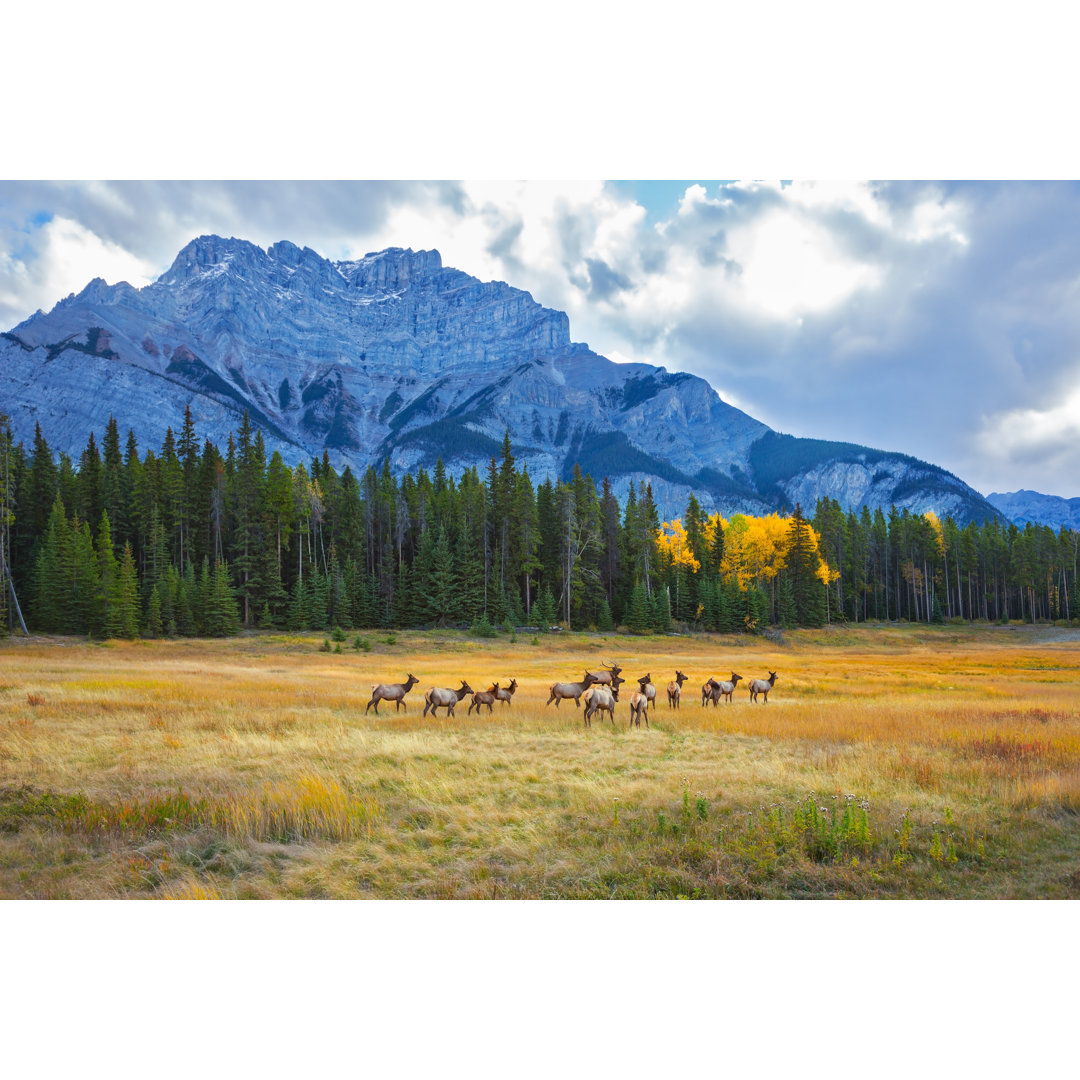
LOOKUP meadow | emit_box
[2,623,1079,899]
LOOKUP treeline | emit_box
[0,409,1076,639]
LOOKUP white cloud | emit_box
[725,209,882,320]
[0,215,156,325]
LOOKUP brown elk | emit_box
[705,673,743,706]
[586,661,623,690]
[748,672,778,704]
[467,682,500,716]
[666,670,688,708]
[546,671,598,707]
[366,673,419,714]
[636,673,656,709]
[583,683,619,726]
[629,687,650,728]
[494,678,518,708]
[423,680,473,717]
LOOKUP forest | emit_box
[1,408,1077,638]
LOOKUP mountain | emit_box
[987,490,1080,529]
[0,235,1003,524]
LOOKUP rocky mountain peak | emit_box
[338,247,443,293]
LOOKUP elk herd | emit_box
[365,661,779,727]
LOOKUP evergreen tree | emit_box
[113,542,141,638]
[145,584,163,638]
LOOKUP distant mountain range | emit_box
[987,490,1080,529]
[0,234,1006,525]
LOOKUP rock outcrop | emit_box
[0,235,1002,524]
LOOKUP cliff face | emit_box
[0,235,1001,524]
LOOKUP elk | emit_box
[546,671,598,708]
[494,678,518,708]
[467,682,500,716]
[748,672,778,704]
[583,683,619,726]
[586,661,623,689]
[628,687,650,728]
[705,673,743,705]
[366,673,419,714]
[636,673,656,709]
[666,670,688,708]
[423,680,473,718]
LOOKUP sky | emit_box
[4,179,1080,499]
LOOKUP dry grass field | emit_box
[2,623,1080,899]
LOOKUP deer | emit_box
[467,682,500,716]
[423,680,473,718]
[366,673,419,715]
[628,686,650,728]
[586,661,623,690]
[583,683,619,726]
[494,678,518,708]
[546,671,598,708]
[666,670,689,708]
[748,671,778,704]
[636,673,656,710]
[706,673,743,705]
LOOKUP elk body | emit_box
[494,678,518,708]
[366,673,419,714]
[705,673,743,706]
[546,672,598,707]
[666,670,688,708]
[586,661,624,690]
[582,684,618,726]
[424,680,473,717]
[628,688,650,728]
[748,672,778,703]
[636,673,656,709]
[467,683,500,716]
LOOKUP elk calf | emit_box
[629,688,650,728]
[468,683,500,716]
[495,678,518,708]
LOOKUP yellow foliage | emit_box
[656,519,701,572]
[705,510,831,591]
[924,511,945,555]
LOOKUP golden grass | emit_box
[2,623,1080,898]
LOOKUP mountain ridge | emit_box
[0,234,1003,525]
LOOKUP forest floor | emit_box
[2,622,1079,899]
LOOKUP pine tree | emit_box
[627,583,650,634]
[651,587,672,633]
[787,504,827,628]
[534,585,556,631]
[145,585,163,638]
[597,596,614,632]
[113,542,141,638]
[96,511,119,637]
[429,525,456,626]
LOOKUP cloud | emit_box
[5,180,1080,497]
